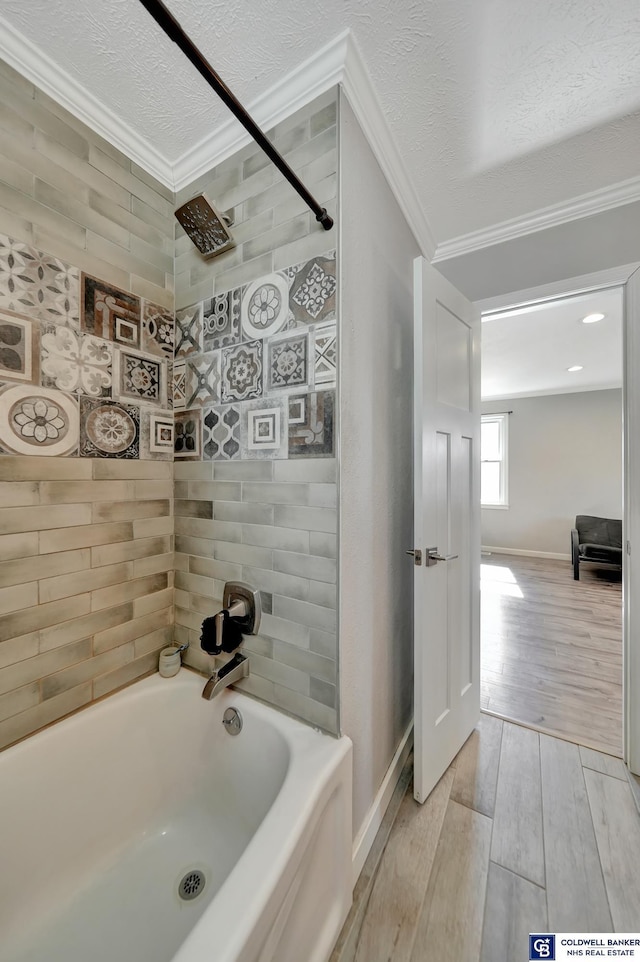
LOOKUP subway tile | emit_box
[272,639,336,682]
[273,595,336,632]
[310,100,338,137]
[272,683,337,733]
[308,581,337,609]
[175,605,207,633]
[273,550,336,584]
[0,503,92,536]
[174,499,213,520]
[0,60,35,97]
[188,554,243,584]
[183,645,214,676]
[174,552,190,572]
[93,460,173,480]
[0,481,39,507]
[188,481,242,502]
[235,672,276,704]
[33,228,130,291]
[133,552,174,579]
[0,681,40,722]
[0,682,92,751]
[40,602,134,652]
[134,586,174,618]
[241,524,310,553]
[130,273,173,309]
[181,591,214,617]
[175,570,216,598]
[130,161,175,202]
[247,651,310,697]
[0,632,39,671]
[35,132,130,208]
[213,501,275,525]
[133,516,174,539]
[34,179,131,249]
[174,535,215,560]
[92,651,158,700]
[310,678,337,709]
[0,180,86,249]
[92,500,170,523]
[134,626,174,658]
[0,582,38,616]
[273,459,337,483]
[0,532,38,562]
[41,643,134,700]
[212,461,273,482]
[175,517,217,540]
[241,482,311,506]
[0,548,90,589]
[39,562,133,605]
[0,100,34,140]
[309,532,337,559]
[273,216,338,273]
[174,481,189,500]
[242,213,310,263]
[134,480,173,500]
[0,205,33,246]
[93,607,172,654]
[0,457,91,481]
[91,536,170,568]
[0,594,91,644]
[242,565,308,603]
[241,633,274,659]
[39,522,133,554]
[0,638,93,693]
[173,461,213,481]
[211,252,274,297]
[273,505,337,533]
[272,175,336,228]
[214,541,273,569]
[39,481,136,504]
[91,573,168,611]
[259,613,310,648]
[308,628,337,659]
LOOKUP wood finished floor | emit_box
[481,553,622,757]
[331,716,640,962]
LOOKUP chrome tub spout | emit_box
[202,652,249,700]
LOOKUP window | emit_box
[481,413,508,506]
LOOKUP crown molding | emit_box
[0,14,175,189]
[434,176,640,263]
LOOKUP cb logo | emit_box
[530,934,555,960]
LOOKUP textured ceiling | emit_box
[481,287,623,399]
[2,0,640,242]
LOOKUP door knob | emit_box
[426,546,459,566]
[406,548,423,566]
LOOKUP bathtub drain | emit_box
[178,869,206,901]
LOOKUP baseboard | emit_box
[351,722,414,886]
[482,545,572,561]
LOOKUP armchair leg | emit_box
[574,554,580,580]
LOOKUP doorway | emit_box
[479,286,624,756]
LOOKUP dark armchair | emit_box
[571,515,622,580]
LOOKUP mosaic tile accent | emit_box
[312,322,337,387]
[288,390,335,458]
[172,359,186,412]
[267,332,308,391]
[240,396,288,460]
[148,411,175,453]
[202,290,241,351]
[0,383,79,456]
[203,404,241,460]
[142,301,174,359]
[175,303,203,357]
[0,310,37,384]
[112,347,168,408]
[221,340,263,402]
[0,234,79,327]
[241,273,290,339]
[41,325,112,398]
[79,397,140,459]
[175,409,202,459]
[81,275,141,346]
[185,352,221,408]
[289,256,336,325]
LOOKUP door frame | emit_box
[475,260,640,773]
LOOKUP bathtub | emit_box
[0,671,352,962]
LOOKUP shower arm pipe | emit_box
[137,0,334,231]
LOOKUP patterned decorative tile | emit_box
[312,322,337,387]
[0,383,79,456]
[185,351,221,408]
[41,325,112,397]
[221,340,263,402]
[240,396,288,460]
[0,309,38,384]
[241,273,290,339]
[172,359,186,412]
[112,347,168,408]
[289,255,336,325]
[203,404,241,460]
[175,303,203,357]
[79,397,139,459]
[175,409,202,459]
[202,289,241,351]
[288,390,335,458]
[149,410,174,455]
[267,332,308,391]
[81,275,141,346]
[0,234,79,327]
[142,301,174,359]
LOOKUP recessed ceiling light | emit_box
[567,365,583,372]
[582,313,605,324]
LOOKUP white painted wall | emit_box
[339,93,419,839]
[481,389,622,555]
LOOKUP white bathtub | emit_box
[0,670,352,962]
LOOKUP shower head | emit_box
[175,194,236,258]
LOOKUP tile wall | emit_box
[0,61,175,748]
[173,88,341,732]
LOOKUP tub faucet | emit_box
[202,652,249,700]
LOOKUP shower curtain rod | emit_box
[137,0,334,231]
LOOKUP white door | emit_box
[413,257,481,804]
[625,266,640,775]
